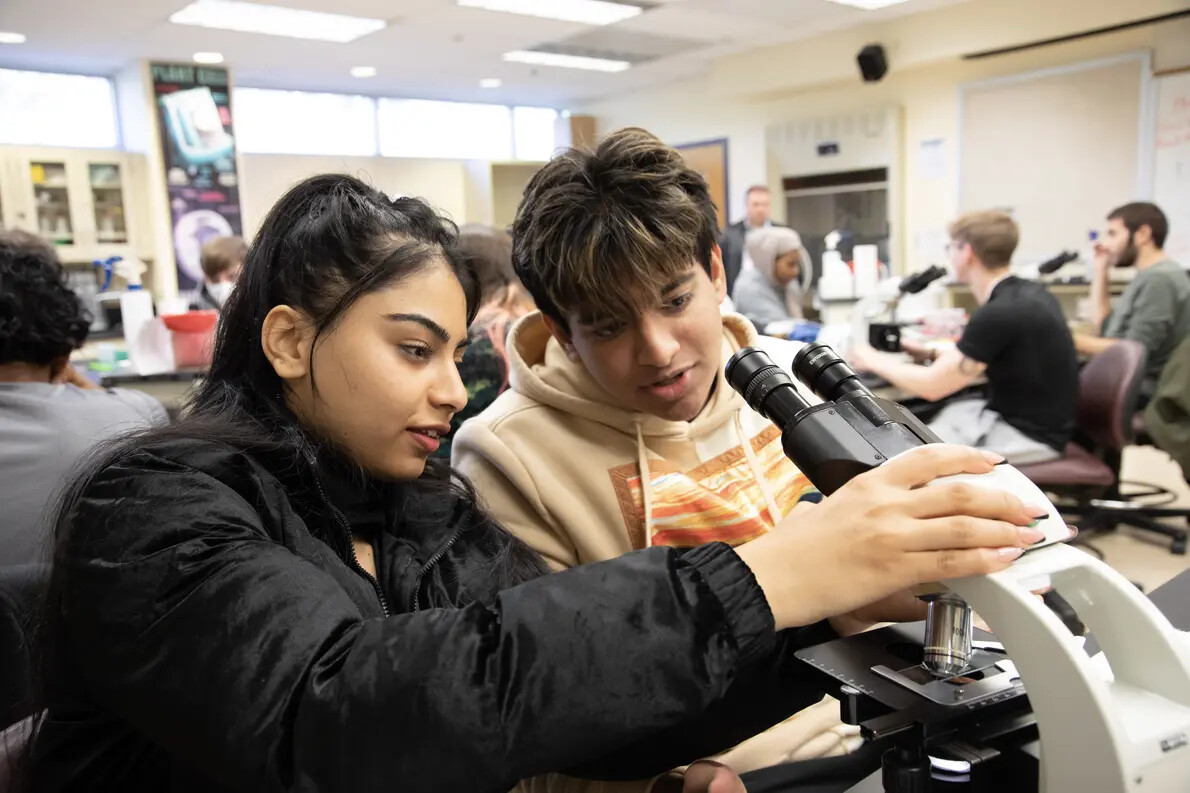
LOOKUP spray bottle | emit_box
[817,230,854,300]
[114,258,174,375]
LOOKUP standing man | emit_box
[719,185,784,295]
[1073,202,1190,404]
[850,211,1078,465]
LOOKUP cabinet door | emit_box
[28,159,77,246]
[87,161,130,245]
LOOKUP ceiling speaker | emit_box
[857,44,888,82]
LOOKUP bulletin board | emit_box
[958,53,1151,263]
[1153,69,1190,265]
[675,138,729,231]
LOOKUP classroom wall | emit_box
[576,0,1190,271]
[490,163,542,229]
[239,154,473,238]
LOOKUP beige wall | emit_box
[577,0,1190,271]
[490,163,542,230]
[239,154,472,239]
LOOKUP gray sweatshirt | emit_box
[1104,260,1190,394]
[0,383,166,565]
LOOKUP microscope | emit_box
[852,265,949,355]
[726,343,1190,792]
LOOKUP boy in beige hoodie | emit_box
[453,128,862,790]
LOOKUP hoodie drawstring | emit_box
[633,420,655,548]
[735,412,783,524]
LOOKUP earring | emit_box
[565,345,579,361]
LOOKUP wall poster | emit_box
[150,62,242,291]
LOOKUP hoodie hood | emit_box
[506,311,761,441]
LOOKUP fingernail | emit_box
[980,451,1006,464]
[843,735,866,753]
[1019,526,1046,545]
[997,546,1024,562]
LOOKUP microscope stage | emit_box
[796,622,1031,743]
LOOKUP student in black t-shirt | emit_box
[850,211,1078,464]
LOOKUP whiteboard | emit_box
[1153,71,1190,266]
[959,54,1148,264]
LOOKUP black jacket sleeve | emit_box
[60,452,825,793]
[566,606,836,780]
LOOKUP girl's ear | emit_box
[262,305,315,381]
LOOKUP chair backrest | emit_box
[1076,339,1147,452]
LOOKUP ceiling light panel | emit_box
[170,0,387,43]
[820,0,912,9]
[458,0,643,26]
[503,50,630,72]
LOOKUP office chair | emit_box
[1018,340,1189,554]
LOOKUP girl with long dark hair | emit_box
[25,174,1042,793]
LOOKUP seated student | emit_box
[850,211,1077,466]
[25,173,1042,793]
[452,130,1040,786]
[1073,202,1190,404]
[733,225,806,333]
[0,230,166,567]
[435,225,535,459]
[191,234,247,311]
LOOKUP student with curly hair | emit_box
[0,229,165,565]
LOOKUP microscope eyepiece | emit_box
[725,347,811,429]
[793,342,868,402]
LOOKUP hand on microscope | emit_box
[734,444,1048,634]
[843,343,877,373]
[898,338,937,365]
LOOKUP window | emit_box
[377,99,513,160]
[512,106,558,161]
[230,88,557,160]
[234,87,377,156]
[0,69,120,148]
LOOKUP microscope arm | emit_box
[947,543,1190,793]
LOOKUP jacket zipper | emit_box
[312,476,391,618]
[409,525,465,612]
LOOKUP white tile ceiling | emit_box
[0,0,971,108]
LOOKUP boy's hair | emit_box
[745,185,770,198]
[948,210,1019,269]
[1108,202,1168,249]
[511,127,718,327]
[199,235,248,281]
[457,224,518,305]
[0,229,91,365]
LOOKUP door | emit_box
[675,138,729,232]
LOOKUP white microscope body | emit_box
[928,456,1190,792]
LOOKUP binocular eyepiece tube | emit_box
[725,342,871,423]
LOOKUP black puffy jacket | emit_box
[28,437,833,792]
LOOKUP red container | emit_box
[162,310,218,370]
